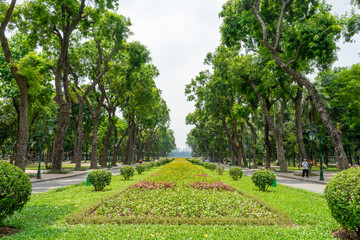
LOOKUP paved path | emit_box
[274,175,325,194]
[31,167,123,194]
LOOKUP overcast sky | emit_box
[117,0,360,149]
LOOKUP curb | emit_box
[30,171,88,183]
[30,166,124,183]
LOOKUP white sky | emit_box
[117,0,360,149]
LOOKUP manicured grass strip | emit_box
[3,159,339,239]
[3,167,158,240]
[70,159,291,226]
[200,165,339,229]
[26,164,91,171]
[149,160,219,184]
[58,224,335,240]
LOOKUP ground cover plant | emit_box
[2,158,341,239]
[70,159,289,226]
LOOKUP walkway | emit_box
[29,165,134,193]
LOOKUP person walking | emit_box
[302,158,309,178]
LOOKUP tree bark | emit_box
[0,0,29,171]
[247,79,287,171]
[264,102,271,169]
[294,85,308,162]
[246,119,258,168]
[222,118,236,165]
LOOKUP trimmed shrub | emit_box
[251,170,275,191]
[120,166,135,180]
[144,162,152,171]
[324,167,360,237]
[217,165,225,175]
[135,165,145,175]
[0,161,32,223]
[87,170,112,191]
[229,167,243,181]
[207,163,217,171]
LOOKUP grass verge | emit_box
[3,160,340,239]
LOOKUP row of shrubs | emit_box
[88,158,174,191]
[187,159,360,236]
[187,159,276,192]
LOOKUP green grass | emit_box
[272,165,339,172]
[3,160,340,239]
[25,164,91,171]
[70,160,288,226]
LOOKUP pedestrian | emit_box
[302,158,309,178]
[139,159,143,164]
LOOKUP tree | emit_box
[220,0,349,170]
[1,1,32,170]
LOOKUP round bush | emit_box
[0,161,32,223]
[324,167,360,236]
[144,162,152,171]
[217,165,225,175]
[229,167,243,181]
[251,170,275,191]
[87,169,112,191]
[135,164,145,174]
[120,166,135,180]
[207,163,217,171]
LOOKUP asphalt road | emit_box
[31,168,121,194]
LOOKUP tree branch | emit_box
[251,0,275,54]
[286,43,302,67]
[274,0,288,51]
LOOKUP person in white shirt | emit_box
[302,158,309,178]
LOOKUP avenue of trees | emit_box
[186,0,360,171]
[0,0,176,171]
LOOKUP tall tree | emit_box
[220,0,349,170]
[0,0,30,170]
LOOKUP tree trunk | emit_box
[74,99,84,170]
[100,119,113,168]
[294,85,308,162]
[248,80,287,171]
[89,115,99,169]
[233,121,247,166]
[222,118,236,165]
[0,1,29,171]
[246,119,258,169]
[51,107,71,171]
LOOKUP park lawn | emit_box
[272,165,339,172]
[3,161,339,240]
[25,163,91,171]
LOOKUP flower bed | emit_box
[69,159,291,226]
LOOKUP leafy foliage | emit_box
[135,164,145,175]
[324,167,360,237]
[189,181,235,191]
[229,167,243,181]
[251,170,276,191]
[128,181,176,190]
[87,169,112,191]
[120,166,135,180]
[217,165,225,175]
[0,161,32,224]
